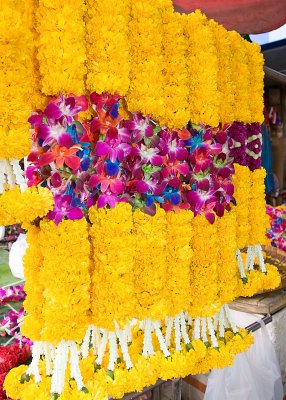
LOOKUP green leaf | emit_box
[107,370,115,380]
[204,341,211,348]
[94,363,101,373]
[51,394,60,400]
[20,373,30,384]
[242,277,248,284]
[186,343,194,352]
[154,126,161,134]
[81,387,89,394]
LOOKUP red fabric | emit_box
[172,0,286,34]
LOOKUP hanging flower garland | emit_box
[86,0,131,95]
[266,206,286,251]
[36,0,87,95]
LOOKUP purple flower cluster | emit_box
[27,93,236,224]
[0,286,25,306]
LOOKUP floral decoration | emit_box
[266,206,286,252]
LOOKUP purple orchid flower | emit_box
[187,179,217,216]
[159,131,188,162]
[45,95,87,125]
[95,132,131,162]
[123,113,154,143]
[47,194,84,225]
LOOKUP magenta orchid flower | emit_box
[47,195,84,225]
[123,114,154,143]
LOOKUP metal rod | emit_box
[264,66,286,85]
[245,314,272,333]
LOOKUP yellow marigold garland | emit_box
[185,10,220,127]
[165,210,193,316]
[21,224,45,341]
[210,21,235,124]
[245,40,264,123]
[189,215,219,317]
[159,11,191,128]
[5,325,253,400]
[229,31,251,123]
[38,218,91,343]
[36,0,87,95]
[248,168,269,245]
[233,164,251,249]
[216,209,239,305]
[126,0,169,118]
[0,186,54,226]
[0,1,34,159]
[133,207,169,321]
[86,0,131,95]
[89,203,137,330]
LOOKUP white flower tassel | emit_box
[201,318,208,343]
[0,158,16,193]
[174,315,182,351]
[95,329,108,366]
[50,341,69,395]
[246,245,255,271]
[81,325,94,359]
[213,312,219,331]
[26,341,44,383]
[254,244,267,273]
[92,326,101,356]
[236,249,247,279]
[193,317,201,341]
[116,328,133,370]
[219,308,226,339]
[224,305,238,334]
[164,317,173,347]
[10,158,27,192]
[180,313,190,345]
[43,342,55,376]
[69,342,85,390]
[207,317,218,348]
[142,319,154,357]
[153,320,170,357]
[107,332,118,371]
[187,313,193,327]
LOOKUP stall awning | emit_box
[172,0,286,34]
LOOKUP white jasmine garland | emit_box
[246,245,255,271]
[10,158,27,192]
[193,317,201,340]
[235,249,247,279]
[26,341,44,383]
[224,305,238,333]
[201,318,208,343]
[68,342,85,390]
[207,317,218,348]
[164,317,173,347]
[116,328,133,370]
[95,329,108,365]
[254,244,267,272]
[107,332,118,371]
[81,325,94,359]
[219,308,226,338]
[142,318,154,357]
[174,315,182,351]
[153,320,170,357]
[180,313,190,345]
[50,341,69,395]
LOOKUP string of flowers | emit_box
[160,11,191,128]
[0,187,54,226]
[86,0,131,95]
[185,10,220,127]
[36,0,87,95]
[126,0,167,119]
[0,0,34,160]
[210,21,235,124]
[245,40,265,124]
[229,30,251,123]
[0,286,25,306]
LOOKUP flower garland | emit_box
[89,203,137,330]
[245,40,264,124]
[229,31,251,123]
[86,0,131,96]
[0,187,54,227]
[36,0,87,95]
[37,218,91,343]
[0,286,25,306]
[126,0,167,119]
[0,1,34,160]
[210,21,235,124]
[4,307,253,400]
[160,11,191,128]
[185,11,220,127]
[21,224,45,342]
